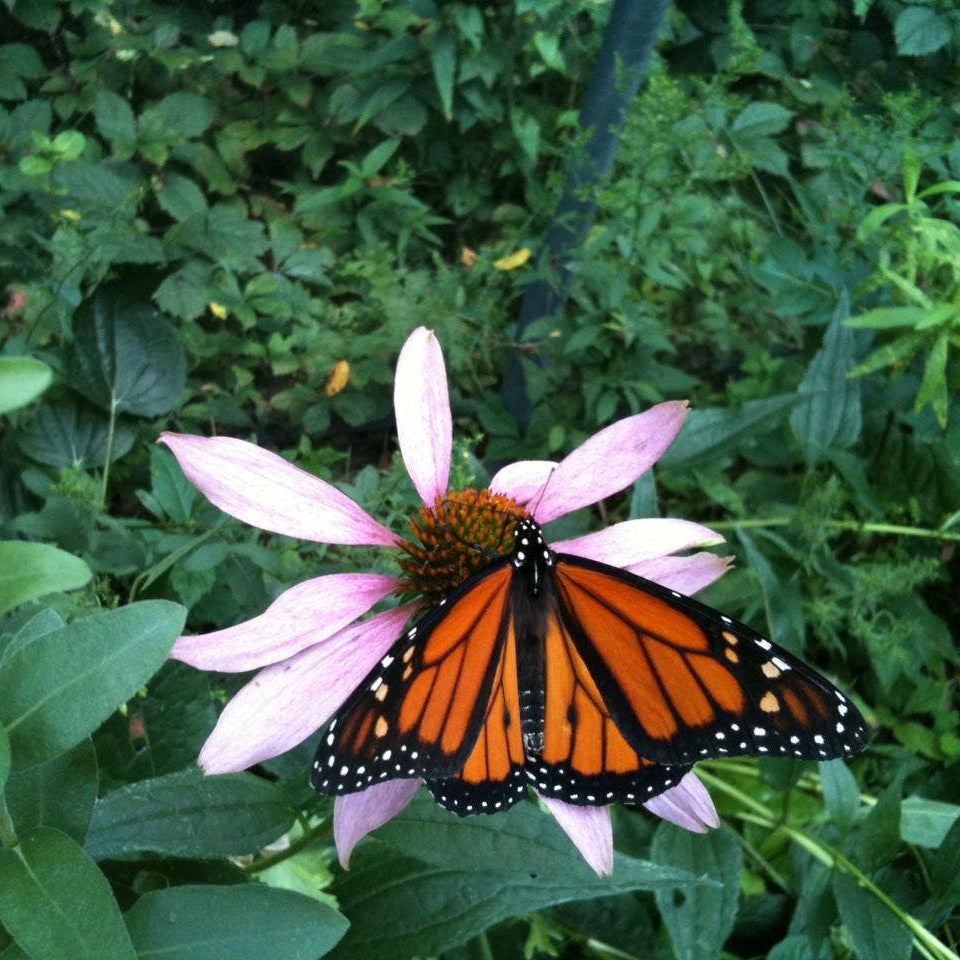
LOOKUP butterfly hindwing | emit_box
[311,561,514,794]
[554,555,869,767]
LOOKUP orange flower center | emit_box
[398,488,529,605]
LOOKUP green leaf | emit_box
[894,7,950,56]
[16,397,136,469]
[0,356,53,414]
[66,285,187,417]
[139,91,216,141]
[124,884,348,960]
[659,394,797,469]
[137,446,199,524]
[931,814,960,913]
[84,769,295,860]
[731,102,795,137]
[790,298,862,463]
[359,137,401,178]
[5,739,98,844]
[651,824,742,960]
[819,759,861,832]
[844,305,939,329]
[855,777,902,874]
[156,171,209,221]
[915,333,949,427]
[94,90,136,157]
[848,332,924,378]
[0,43,45,100]
[0,827,137,960]
[1,608,65,663]
[900,796,960,847]
[0,600,184,767]
[430,30,456,120]
[833,872,912,960]
[334,794,707,959]
[0,541,91,617]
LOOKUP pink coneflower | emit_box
[160,327,725,876]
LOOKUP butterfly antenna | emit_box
[527,467,556,523]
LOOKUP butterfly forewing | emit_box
[311,561,514,795]
[554,555,869,766]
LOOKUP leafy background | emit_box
[1,0,959,958]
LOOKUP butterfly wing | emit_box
[554,555,869,767]
[430,585,689,815]
[427,618,527,815]
[311,561,514,795]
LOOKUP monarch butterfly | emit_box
[311,516,868,815]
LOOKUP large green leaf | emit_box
[651,824,742,960]
[0,827,137,960]
[901,797,960,847]
[0,724,9,796]
[0,601,184,767]
[790,297,861,463]
[124,884,348,960]
[833,872,912,960]
[819,759,861,832]
[658,395,797,470]
[331,795,708,960]
[0,541,91,616]
[894,6,950,56]
[84,769,295,860]
[5,738,98,844]
[66,286,186,417]
[16,397,136,468]
[0,356,52,414]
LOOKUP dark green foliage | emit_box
[1,1,959,959]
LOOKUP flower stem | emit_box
[100,395,118,510]
[245,820,333,875]
[697,769,960,960]
[707,518,960,542]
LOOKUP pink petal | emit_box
[540,797,613,877]
[334,779,422,869]
[173,574,401,671]
[394,327,452,507]
[198,605,414,773]
[489,460,557,505]
[159,433,398,547]
[530,402,689,524]
[554,518,723,567]
[626,553,732,595]
[643,771,720,833]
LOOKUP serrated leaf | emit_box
[790,297,862,463]
[659,394,797,469]
[156,171,209,221]
[124,884,348,960]
[894,7,950,56]
[0,356,52,414]
[430,30,456,120]
[833,872,912,960]
[84,769,295,860]
[0,827,137,960]
[732,102,794,137]
[5,738,98,844]
[94,90,136,156]
[651,824,742,960]
[139,91,216,141]
[0,600,184,766]
[16,397,136,469]
[66,285,186,417]
[0,541,91,617]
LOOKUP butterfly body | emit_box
[312,517,868,816]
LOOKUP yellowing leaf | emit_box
[461,246,478,268]
[493,248,532,271]
[325,359,350,396]
[209,302,228,320]
[208,30,240,47]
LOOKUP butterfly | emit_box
[311,516,868,815]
